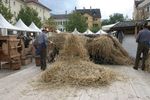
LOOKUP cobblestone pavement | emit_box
[122,34,137,58]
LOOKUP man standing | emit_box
[116,30,124,43]
[37,28,49,70]
[133,22,150,70]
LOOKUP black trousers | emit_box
[40,48,47,70]
[134,43,149,70]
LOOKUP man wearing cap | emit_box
[133,22,150,70]
[37,28,49,70]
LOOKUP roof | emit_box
[52,14,69,19]
[111,20,145,29]
[15,19,34,32]
[25,0,51,11]
[135,0,144,7]
[138,0,150,8]
[0,14,21,31]
[29,22,41,32]
[75,9,101,18]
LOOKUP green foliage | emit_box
[44,17,56,31]
[16,7,42,28]
[102,13,127,26]
[109,13,125,24]
[0,0,13,21]
[91,26,100,33]
[66,12,88,33]
[101,19,110,26]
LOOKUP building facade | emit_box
[75,8,101,29]
[52,8,101,32]
[2,0,51,22]
[52,14,69,32]
[133,0,150,20]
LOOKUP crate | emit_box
[35,56,40,66]
[21,57,32,65]
[11,61,21,70]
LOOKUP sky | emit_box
[39,0,134,19]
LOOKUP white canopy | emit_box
[0,14,21,30]
[96,29,107,35]
[15,19,34,32]
[102,23,117,31]
[72,28,80,34]
[56,29,61,33]
[29,22,41,32]
[83,29,93,34]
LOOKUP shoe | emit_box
[133,67,138,70]
[141,67,145,71]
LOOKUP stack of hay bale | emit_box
[86,35,133,65]
[41,34,117,87]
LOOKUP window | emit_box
[85,17,88,20]
[147,6,149,12]
[20,5,22,9]
[93,24,98,27]
[14,12,16,17]
[93,18,97,21]
[5,0,8,3]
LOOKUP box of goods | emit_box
[11,61,21,70]
[23,57,32,65]
[35,56,40,66]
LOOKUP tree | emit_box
[43,17,56,32]
[109,13,125,24]
[16,7,42,28]
[101,19,110,26]
[91,26,100,33]
[0,0,13,21]
[102,13,127,25]
[66,12,88,33]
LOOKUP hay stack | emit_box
[41,34,117,87]
[48,33,69,50]
[86,35,133,65]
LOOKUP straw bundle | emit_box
[58,34,89,61]
[41,60,116,86]
[41,34,117,87]
[86,35,133,65]
[48,33,69,50]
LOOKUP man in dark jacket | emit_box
[37,28,49,70]
[133,22,150,70]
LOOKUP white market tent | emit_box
[29,22,41,32]
[15,19,34,32]
[102,23,118,31]
[0,14,22,35]
[83,29,93,35]
[96,29,107,35]
[56,29,61,33]
[72,28,80,34]
[0,14,21,30]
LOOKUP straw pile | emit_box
[86,35,133,65]
[41,34,117,87]
[48,33,69,50]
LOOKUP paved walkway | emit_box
[0,65,150,100]
[122,34,137,58]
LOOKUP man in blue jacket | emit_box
[38,28,49,70]
[133,22,150,70]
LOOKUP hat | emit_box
[42,27,49,31]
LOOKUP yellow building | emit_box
[75,8,101,29]
[2,0,51,22]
